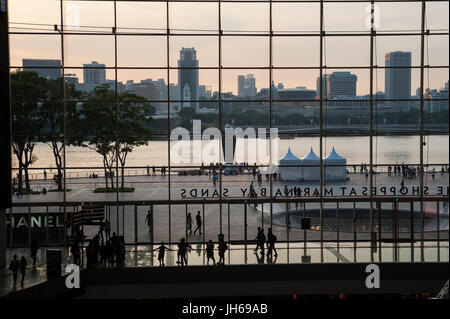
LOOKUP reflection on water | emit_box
[11,135,450,168]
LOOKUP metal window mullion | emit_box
[319,0,324,262]
[112,0,121,239]
[59,0,68,248]
[166,1,171,245]
[369,0,375,263]
[419,0,426,262]
[218,0,223,240]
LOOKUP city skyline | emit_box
[8,0,449,94]
[19,54,449,101]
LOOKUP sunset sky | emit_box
[8,0,449,95]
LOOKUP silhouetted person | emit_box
[71,240,80,265]
[193,211,202,235]
[218,233,228,265]
[177,238,192,266]
[104,218,111,241]
[258,228,266,255]
[43,170,47,181]
[145,209,153,233]
[30,239,39,267]
[19,256,27,285]
[154,242,172,266]
[254,227,262,252]
[206,240,215,265]
[9,255,20,286]
[98,221,105,244]
[111,232,120,264]
[186,212,193,235]
[267,228,278,258]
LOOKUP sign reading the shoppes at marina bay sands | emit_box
[180,185,450,199]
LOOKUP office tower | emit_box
[178,47,199,109]
[237,74,257,98]
[327,72,357,98]
[22,59,61,79]
[238,75,245,97]
[316,74,329,100]
[385,51,411,111]
[83,61,106,85]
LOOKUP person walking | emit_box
[176,238,192,266]
[145,209,153,233]
[206,240,216,265]
[71,240,81,265]
[19,256,27,285]
[186,212,193,235]
[8,255,20,286]
[193,211,202,235]
[43,170,47,181]
[217,233,228,265]
[257,171,262,186]
[267,228,278,258]
[258,228,266,255]
[254,227,262,252]
[104,218,111,241]
[153,242,172,266]
[30,239,39,267]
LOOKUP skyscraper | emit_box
[237,74,257,98]
[178,48,199,109]
[83,61,106,85]
[385,51,411,111]
[22,59,61,79]
[238,75,245,97]
[316,74,329,99]
[327,72,357,98]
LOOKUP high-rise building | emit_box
[238,75,245,97]
[316,74,329,99]
[385,51,411,111]
[83,61,106,85]
[178,48,199,109]
[237,74,257,98]
[327,72,357,98]
[22,59,61,79]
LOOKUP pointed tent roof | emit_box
[280,147,301,162]
[302,147,320,162]
[325,147,346,161]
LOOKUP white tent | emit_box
[302,147,320,181]
[324,147,348,181]
[279,148,303,181]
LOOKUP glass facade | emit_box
[5,0,449,265]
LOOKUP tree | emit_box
[80,85,152,189]
[39,78,81,191]
[11,71,47,192]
